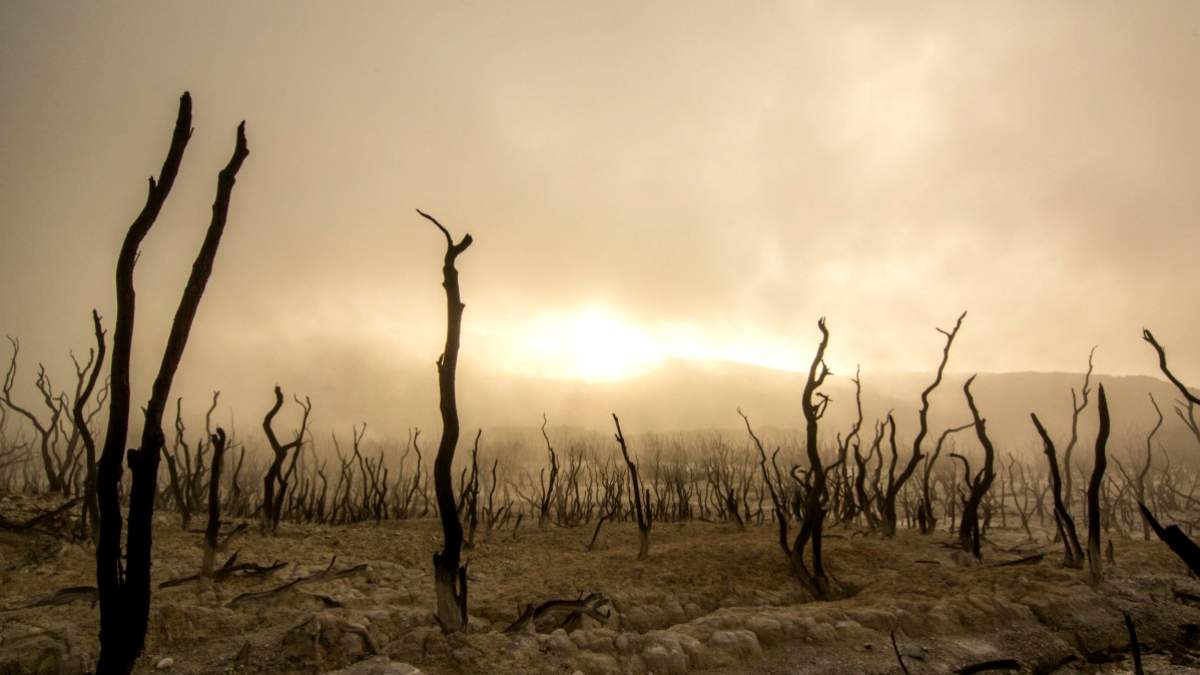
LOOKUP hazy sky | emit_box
[1,2,1198,433]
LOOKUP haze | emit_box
[1,2,1198,437]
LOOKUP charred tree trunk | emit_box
[202,428,227,577]
[1086,385,1110,585]
[419,209,473,633]
[613,414,652,560]
[74,311,106,541]
[261,387,310,534]
[883,312,965,536]
[1031,414,1084,567]
[959,375,997,559]
[792,318,833,598]
[96,93,248,675]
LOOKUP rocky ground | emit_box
[3,495,1200,674]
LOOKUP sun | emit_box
[504,307,664,382]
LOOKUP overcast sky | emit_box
[1,2,1197,433]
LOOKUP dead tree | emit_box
[538,413,560,528]
[740,320,836,597]
[2,338,68,493]
[1086,385,1110,585]
[261,386,311,534]
[73,311,106,540]
[1131,393,1162,540]
[1031,412,1085,567]
[958,375,997,559]
[418,208,473,633]
[162,398,193,529]
[96,92,248,675]
[202,428,228,577]
[919,422,973,535]
[1143,329,1200,447]
[794,318,834,596]
[882,312,966,536]
[1063,348,1097,513]
[613,414,652,560]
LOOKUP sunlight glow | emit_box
[494,306,806,381]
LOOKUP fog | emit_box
[1,2,1198,440]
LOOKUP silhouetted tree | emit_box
[73,311,106,540]
[202,427,228,577]
[958,375,996,559]
[95,92,248,675]
[612,414,652,560]
[1143,329,1200,448]
[418,208,473,633]
[885,310,966,536]
[1086,385,1110,585]
[1063,348,1096,513]
[261,385,311,534]
[1031,412,1085,568]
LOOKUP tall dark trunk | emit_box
[959,376,997,559]
[96,93,248,675]
[1086,385,1110,585]
[418,209,473,633]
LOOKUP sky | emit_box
[1,2,1198,436]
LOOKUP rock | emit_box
[745,616,784,645]
[902,644,928,661]
[708,629,762,659]
[575,651,621,675]
[613,633,630,654]
[544,628,578,655]
[641,641,688,674]
[156,657,175,669]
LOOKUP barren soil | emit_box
[3,495,1200,674]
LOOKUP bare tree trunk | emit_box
[1031,413,1084,567]
[96,93,248,675]
[959,376,997,559]
[74,311,106,541]
[1086,385,1110,585]
[418,209,473,633]
[884,312,965,536]
[202,428,228,577]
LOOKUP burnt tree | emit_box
[1063,348,1096,513]
[202,427,228,577]
[889,310,966,536]
[1031,413,1085,568]
[261,386,311,534]
[1143,329,1200,447]
[613,413,652,560]
[538,413,560,528]
[96,92,248,674]
[1086,384,1110,585]
[74,311,107,540]
[959,375,997,559]
[418,208,473,633]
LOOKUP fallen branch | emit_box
[0,497,83,532]
[1,585,97,612]
[991,553,1045,567]
[226,556,367,607]
[505,592,610,633]
[158,551,287,589]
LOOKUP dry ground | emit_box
[3,495,1200,674]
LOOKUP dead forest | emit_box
[3,93,1200,675]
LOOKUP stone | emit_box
[156,657,176,669]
